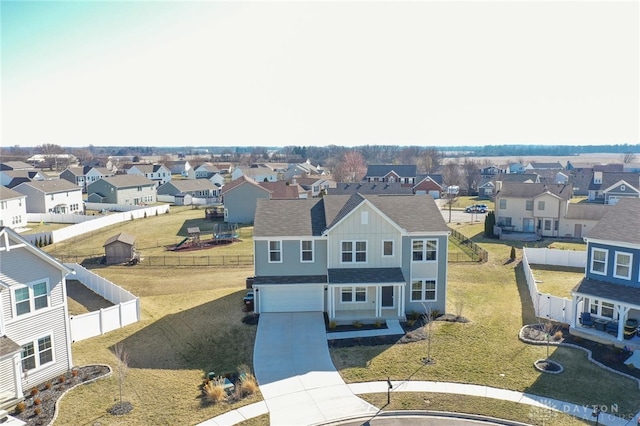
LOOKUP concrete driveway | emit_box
[254,312,378,425]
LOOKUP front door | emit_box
[574,224,582,238]
[382,286,394,307]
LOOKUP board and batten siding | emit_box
[326,203,402,269]
[254,239,328,276]
[403,234,448,314]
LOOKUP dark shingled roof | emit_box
[585,198,640,245]
[588,172,640,191]
[366,164,417,178]
[564,204,610,221]
[0,335,21,358]
[254,193,448,238]
[573,277,640,306]
[330,182,413,195]
[496,182,572,200]
[253,275,327,285]
[328,268,405,284]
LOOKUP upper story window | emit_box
[614,252,632,280]
[21,335,54,372]
[383,240,394,257]
[499,199,507,209]
[13,281,49,317]
[538,201,545,210]
[341,241,367,263]
[525,200,533,211]
[590,248,608,276]
[412,239,437,261]
[268,241,282,263]
[301,240,314,262]
[361,211,368,225]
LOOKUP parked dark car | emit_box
[243,290,254,311]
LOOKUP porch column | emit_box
[570,296,582,328]
[329,287,335,319]
[616,305,631,342]
[398,284,405,318]
[13,352,23,398]
[375,286,381,317]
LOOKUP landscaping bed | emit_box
[11,365,111,426]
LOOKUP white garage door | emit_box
[258,285,324,313]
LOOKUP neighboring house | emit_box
[571,198,640,344]
[167,160,192,176]
[208,173,225,188]
[0,227,74,407]
[480,165,505,177]
[251,193,449,321]
[87,175,156,205]
[413,176,443,198]
[104,233,137,265]
[157,179,220,199]
[231,164,278,183]
[559,204,609,239]
[0,161,35,171]
[329,182,413,196]
[525,161,564,171]
[0,169,47,188]
[508,163,526,174]
[125,164,171,187]
[494,182,573,237]
[59,166,114,192]
[187,163,221,180]
[587,171,640,204]
[0,187,27,229]
[13,180,83,214]
[477,174,540,199]
[364,165,417,185]
[295,177,333,197]
[283,160,325,180]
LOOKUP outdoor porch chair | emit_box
[579,312,594,327]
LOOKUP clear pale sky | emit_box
[2,1,638,148]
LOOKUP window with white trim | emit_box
[341,241,367,263]
[590,248,607,275]
[268,241,282,263]
[614,252,632,280]
[341,287,366,303]
[301,240,313,262]
[499,199,507,209]
[13,281,49,317]
[412,239,437,261]
[538,201,545,210]
[411,279,437,301]
[21,335,54,372]
[383,240,394,257]
[525,200,533,211]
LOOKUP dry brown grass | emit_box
[203,379,226,404]
[530,264,585,299]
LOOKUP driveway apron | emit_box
[254,312,378,425]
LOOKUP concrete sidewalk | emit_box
[198,380,639,426]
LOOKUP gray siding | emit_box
[255,239,328,276]
[225,185,270,224]
[402,234,448,314]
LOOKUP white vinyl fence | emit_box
[522,248,587,324]
[65,263,140,342]
[24,205,170,246]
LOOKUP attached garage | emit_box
[256,284,324,313]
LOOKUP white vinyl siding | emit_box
[21,334,55,373]
[614,252,632,280]
[12,280,49,318]
[590,248,608,276]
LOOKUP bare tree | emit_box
[421,303,436,365]
[442,160,462,222]
[462,158,481,195]
[417,148,441,174]
[332,151,367,182]
[622,152,637,164]
[37,143,65,170]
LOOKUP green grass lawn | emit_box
[531,264,585,298]
[331,223,640,423]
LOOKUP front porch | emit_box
[570,324,640,350]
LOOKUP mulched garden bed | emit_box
[11,365,111,426]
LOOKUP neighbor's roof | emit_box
[94,174,156,188]
[0,186,26,201]
[330,182,413,195]
[15,179,81,193]
[586,198,640,245]
[259,181,300,199]
[0,161,34,170]
[254,193,447,237]
[104,232,136,246]
[162,179,216,191]
[588,172,640,191]
[495,182,572,200]
[366,164,417,177]
[564,204,610,221]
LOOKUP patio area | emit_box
[571,321,640,350]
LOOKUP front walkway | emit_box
[252,312,378,425]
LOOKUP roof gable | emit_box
[602,179,640,194]
[586,198,640,246]
[366,164,417,178]
[0,227,72,274]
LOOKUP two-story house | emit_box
[13,180,83,214]
[0,169,47,188]
[59,166,114,192]
[0,187,27,229]
[231,164,278,183]
[87,175,156,205]
[125,164,171,187]
[157,179,220,200]
[0,227,74,408]
[187,163,221,180]
[364,165,417,185]
[251,194,449,322]
[571,198,640,344]
[494,182,572,237]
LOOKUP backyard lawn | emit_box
[530,265,585,299]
